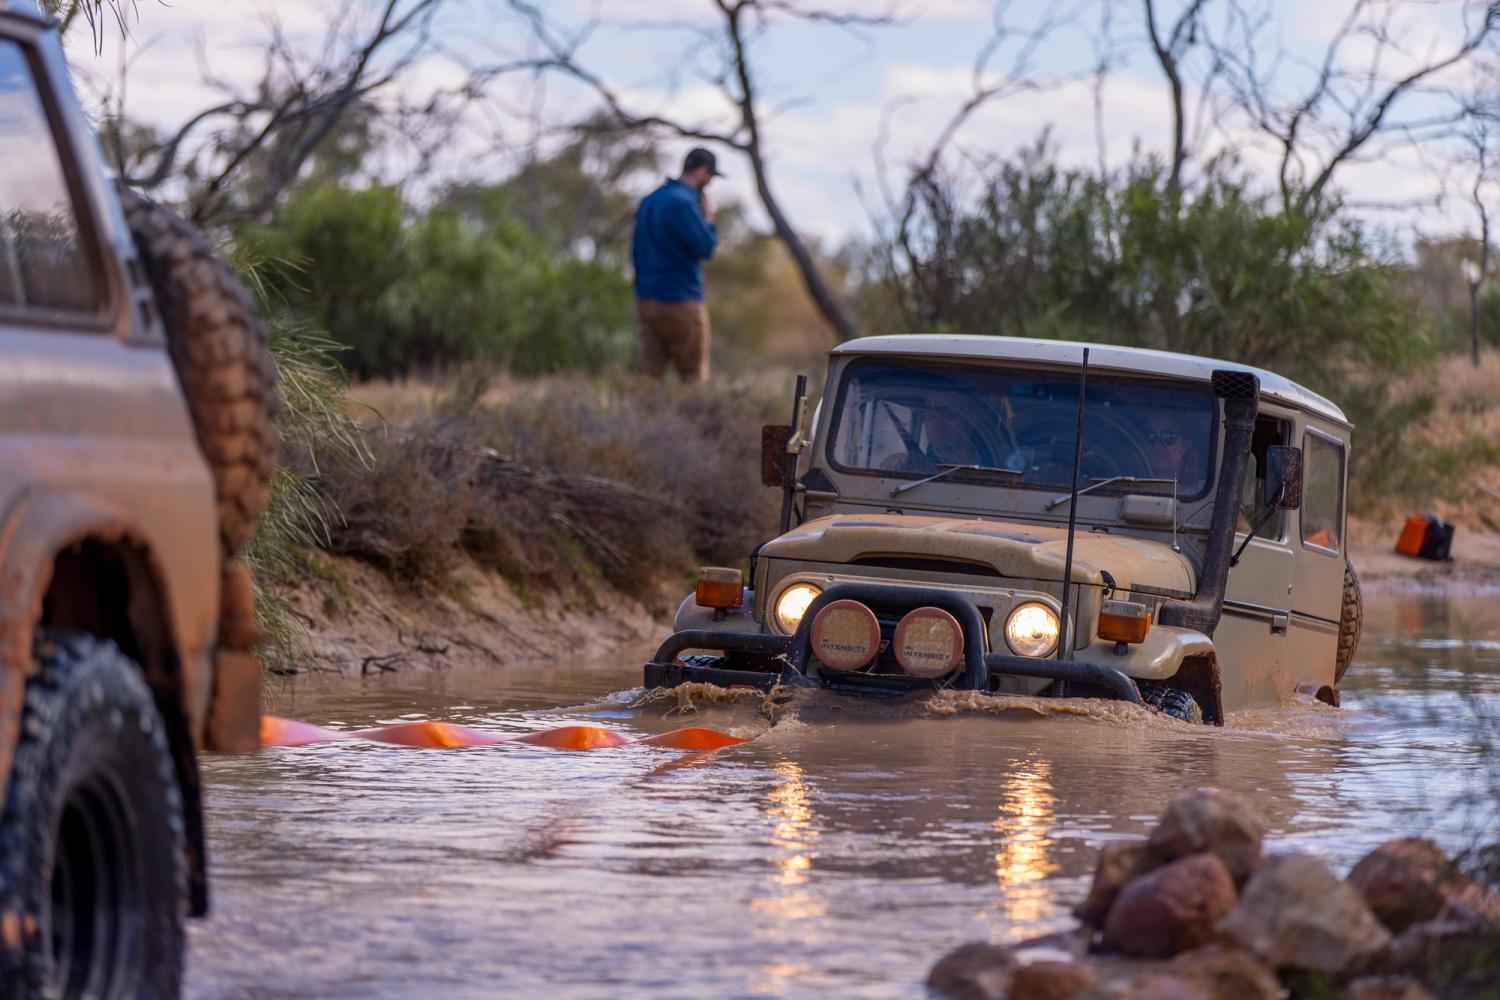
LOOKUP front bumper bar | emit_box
[643,581,1140,704]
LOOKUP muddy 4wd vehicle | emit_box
[645,335,1362,724]
[0,3,275,996]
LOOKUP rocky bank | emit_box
[929,788,1500,1000]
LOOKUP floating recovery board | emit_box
[260,716,750,752]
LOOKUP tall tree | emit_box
[506,0,891,343]
[85,0,532,226]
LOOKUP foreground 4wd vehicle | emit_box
[645,335,1361,724]
[1,3,274,996]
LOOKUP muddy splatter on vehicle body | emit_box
[646,335,1361,723]
[0,2,274,995]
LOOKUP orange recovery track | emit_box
[260,716,749,752]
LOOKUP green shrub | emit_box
[239,181,635,379]
[862,144,1434,500]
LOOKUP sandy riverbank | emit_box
[270,524,1499,680]
[1350,528,1500,594]
[276,552,661,678]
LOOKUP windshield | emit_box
[827,359,1219,498]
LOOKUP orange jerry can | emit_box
[1395,515,1428,556]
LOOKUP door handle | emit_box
[1270,611,1289,636]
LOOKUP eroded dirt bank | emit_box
[277,552,662,678]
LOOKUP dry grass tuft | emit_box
[311,372,786,604]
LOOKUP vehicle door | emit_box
[1287,423,1349,686]
[1217,411,1297,710]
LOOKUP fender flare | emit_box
[0,489,211,915]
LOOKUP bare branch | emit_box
[507,0,888,342]
[1144,0,1210,197]
[1209,0,1500,211]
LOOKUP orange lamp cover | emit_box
[893,606,964,678]
[696,566,744,609]
[810,599,881,672]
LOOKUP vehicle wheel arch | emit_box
[0,492,210,916]
[1165,652,1224,725]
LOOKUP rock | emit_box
[1345,975,1437,1000]
[1348,838,1450,933]
[1217,852,1391,975]
[1012,925,1095,964]
[1166,944,1280,1000]
[1349,837,1500,935]
[927,942,1017,1000]
[1090,967,1215,1000]
[1075,841,1154,928]
[1383,915,1500,998]
[1147,788,1264,887]
[1101,853,1237,959]
[1008,960,1096,1000]
[1437,876,1500,929]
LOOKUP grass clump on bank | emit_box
[307,375,783,606]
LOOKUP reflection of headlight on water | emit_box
[1004,602,1059,657]
[773,583,822,634]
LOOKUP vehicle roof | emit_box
[831,334,1348,424]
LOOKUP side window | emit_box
[0,39,99,315]
[1301,431,1345,553]
[1240,415,1290,540]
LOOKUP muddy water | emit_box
[186,594,1499,999]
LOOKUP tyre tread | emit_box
[119,186,277,558]
[0,632,186,995]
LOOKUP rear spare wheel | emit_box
[119,186,276,558]
[1335,558,1363,683]
[0,633,185,998]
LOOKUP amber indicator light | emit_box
[695,567,744,610]
[1098,599,1150,644]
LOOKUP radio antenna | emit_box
[1056,348,1089,665]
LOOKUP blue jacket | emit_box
[632,178,717,302]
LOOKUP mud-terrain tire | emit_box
[1335,558,1363,684]
[1142,684,1205,724]
[119,186,277,558]
[0,633,185,999]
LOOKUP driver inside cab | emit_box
[1143,409,1203,490]
[884,407,984,473]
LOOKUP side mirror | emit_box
[1266,445,1303,510]
[761,424,793,487]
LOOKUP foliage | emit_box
[442,123,659,264]
[241,181,636,378]
[861,143,1433,495]
[311,376,783,602]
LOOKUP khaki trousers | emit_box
[636,298,710,382]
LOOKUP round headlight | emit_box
[1004,602,1059,657]
[773,582,822,634]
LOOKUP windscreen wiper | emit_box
[890,463,1022,497]
[1045,475,1177,510]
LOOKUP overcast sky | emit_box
[62,0,1496,248]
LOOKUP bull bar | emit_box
[643,581,1141,704]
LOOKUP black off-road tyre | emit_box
[119,186,277,558]
[1142,684,1205,724]
[1335,558,1363,684]
[0,633,185,999]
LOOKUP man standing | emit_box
[631,147,721,381]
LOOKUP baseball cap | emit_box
[683,147,724,178]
